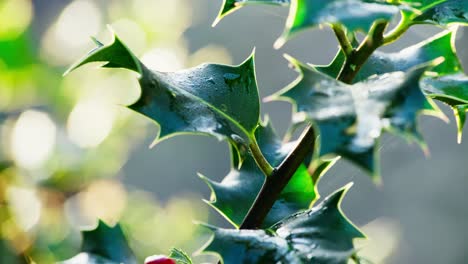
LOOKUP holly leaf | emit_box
[269,56,440,179]
[412,0,468,26]
[275,0,400,48]
[169,248,193,264]
[60,221,136,264]
[214,0,290,26]
[201,119,334,228]
[200,184,365,264]
[422,74,468,142]
[315,30,468,141]
[401,0,448,11]
[66,31,260,159]
[315,30,461,81]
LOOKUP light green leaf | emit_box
[200,184,365,264]
[214,0,290,26]
[269,56,440,179]
[169,248,193,264]
[422,74,468,142]
[412,0,468,26]
[423,74,468,104]
[275,0,400,48]
[201,119,330,228]
[59,221,136,264]
[66,31,260,157]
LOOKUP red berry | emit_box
[144,255,176,264]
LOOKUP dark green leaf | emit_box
[315,30,462,81]
[214,0,290,26]
[66,31,261,157]
[315,30,468,141]
[200,184,365,264]
[275,0,400,48]
[201,119,325,228]
[412,0,468,26]
[269,56,440,178]
[60,221,136,264]
[402,0,448,10]
[169,248,193,264]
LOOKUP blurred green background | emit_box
[0,0,467,263]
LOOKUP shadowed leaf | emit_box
[315,30,468,141]
[60,221,136,264]
[269,56,441,179]
[200,184,365,264]
[275,0,400,48]
[412,0,468,26]
[201,119,328,228]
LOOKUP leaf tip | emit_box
[421,141,431,158]
[90,36,104,47]
[212,16,222,27]
[273,37,286,50]
[262,94,277,103]
[283,54,307,73]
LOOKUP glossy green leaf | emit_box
[412,0,468,26]
[66,31,260,157]
[422,74,468,142]
[60,221,136,264]
[169,248,193,264]
[201,119,331,228]
[398,0,448,10]
[315,30,468,141]
[275,0,400,48]
[270,56,439,178]
[214,0,290,26]
[315,30,462,81]
[200,184,365,264]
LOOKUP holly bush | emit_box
[2,0,468,263]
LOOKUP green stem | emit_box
[338,21,389,83]
[240,125,316,229]
[240,19,405,230]
[249,139,274,176]
[383,14,412,45]
[332,24,354,57]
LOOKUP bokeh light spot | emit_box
[7,186,42,231]
[0,0,33,40]
[10,110,57,170]
[67,99,116,148]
